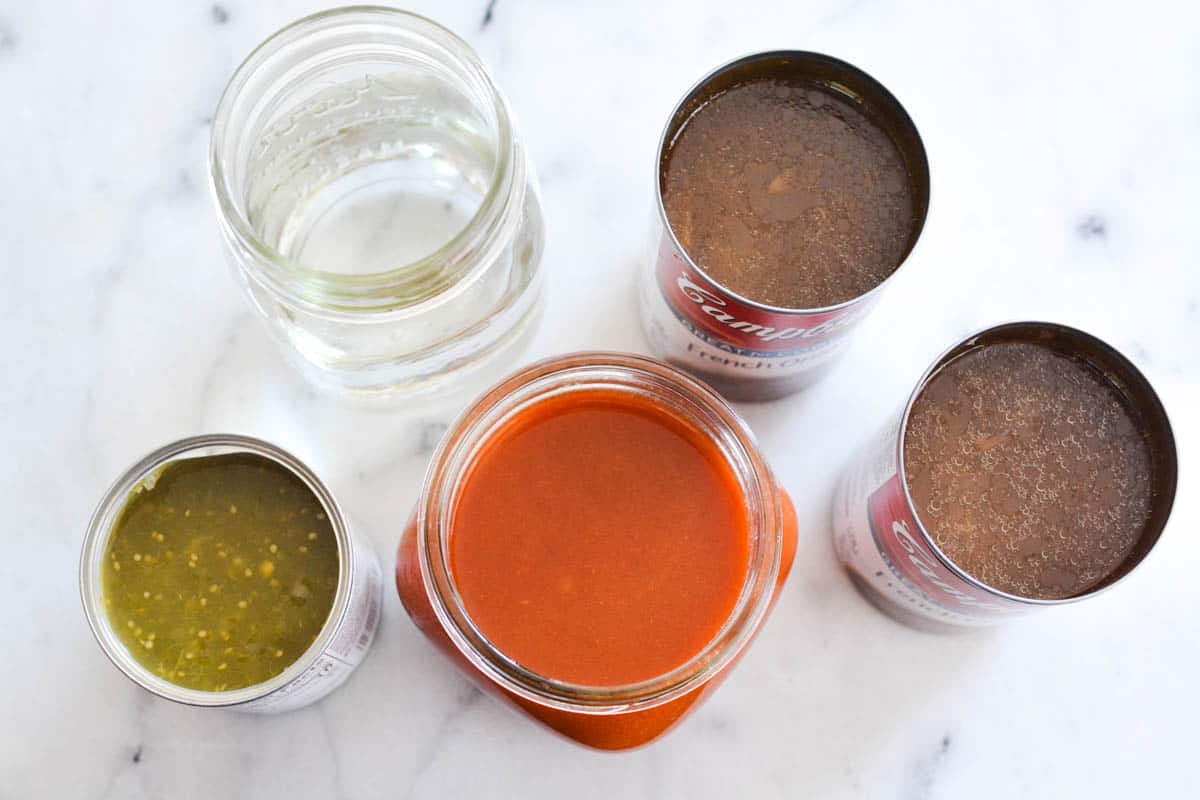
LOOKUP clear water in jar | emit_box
[244,71,497,277]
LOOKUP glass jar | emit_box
[209,8,544,397]
[395,353,797,750]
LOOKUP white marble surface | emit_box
[3,0,1198,797]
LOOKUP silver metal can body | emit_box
[641,51,930,402]
[832,322,1178,632]
[80,435,382,712]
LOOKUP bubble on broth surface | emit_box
[903,342,1153,600]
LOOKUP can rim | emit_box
[654,49,930,316]
[79,434,357,707]
[894,321,1179,606]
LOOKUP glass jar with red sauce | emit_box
[396,353,797,750]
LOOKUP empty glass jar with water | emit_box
[210,7,544,397]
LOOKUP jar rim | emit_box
[208,6,520,312]
[415,352,785,713]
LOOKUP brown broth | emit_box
[903,342,1154,599]
[663,78,914,308]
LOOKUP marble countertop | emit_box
[3,1,1198,797]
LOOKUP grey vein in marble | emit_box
[1077,213,1108,240]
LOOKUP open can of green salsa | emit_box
[80,434,381,713]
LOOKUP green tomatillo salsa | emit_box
[101,453,339,692]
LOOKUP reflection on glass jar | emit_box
[210,8,544,397]
[396,354,798,750]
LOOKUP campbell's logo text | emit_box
[671,270,862,350]
[866,474,1016,618]
[889,519,1007,612]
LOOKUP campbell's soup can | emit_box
[639,51,930,401]
[831,323,1178,632]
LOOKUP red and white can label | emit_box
[643,229,873,381]
[833,417,1022,627]
[866,475,1013,617]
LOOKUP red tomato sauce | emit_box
[448,390,750,686]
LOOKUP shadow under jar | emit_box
[395,353,798,750]
[210,7,544,398]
